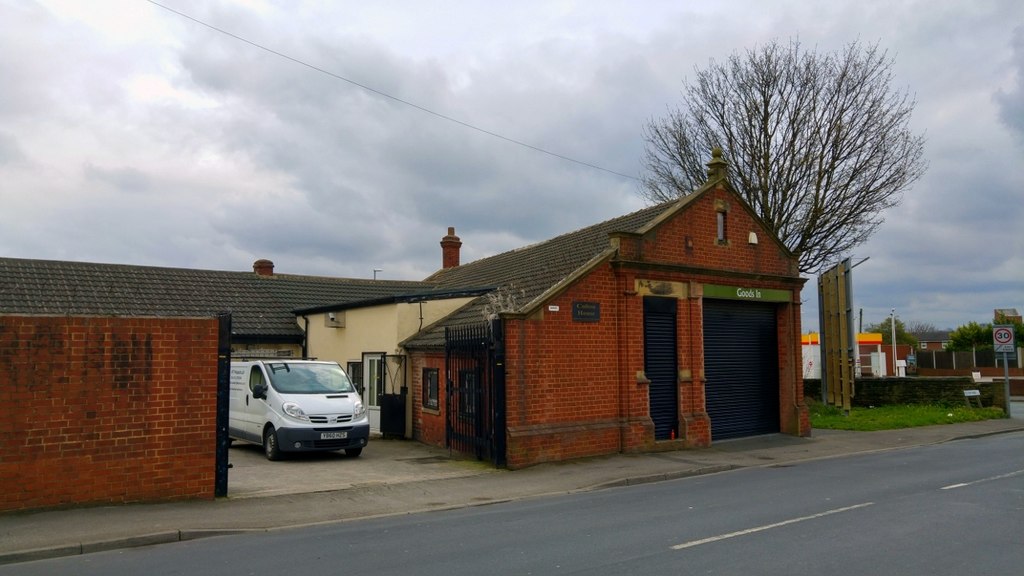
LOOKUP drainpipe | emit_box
[301,315,309,359]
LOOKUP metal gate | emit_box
[444,319,506,467]
[703,300,779,440]
[379,355,407,439]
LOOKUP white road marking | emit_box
[671,503,874,550]
[941,469,1024,490]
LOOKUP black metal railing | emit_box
[445,320,505,467]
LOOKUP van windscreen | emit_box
[265,363,357,394]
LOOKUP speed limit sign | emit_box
[993,325,1015,353]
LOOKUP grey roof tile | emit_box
[0,258,430,340]
[404,200,676,349]
[428,201,672,305]
[2,197,680,348]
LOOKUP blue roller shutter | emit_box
[703,300,779,440]
[644,297,678,440]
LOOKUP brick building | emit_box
[404,150,809,468]
[2,150,810,500]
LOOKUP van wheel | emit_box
[345,447,362,458]
[263,427,282,461]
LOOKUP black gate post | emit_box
[215,312,232,497]
[490,318,507,467]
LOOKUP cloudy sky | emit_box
[2,0,1022,333]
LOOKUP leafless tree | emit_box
[641,39,927,273]
[905,320,937,339]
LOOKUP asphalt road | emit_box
[4,432,1023,576]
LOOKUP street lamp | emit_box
[890,308,897,377]
[373,268,382,280]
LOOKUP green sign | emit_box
[572,301,601,322]
[703,284,791,303]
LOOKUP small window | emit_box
[422,368,439,410]
[716,211,727,243]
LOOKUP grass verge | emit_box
[809,401,1007,431]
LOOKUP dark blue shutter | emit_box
[644,297,678,440]
[703,300,779,440]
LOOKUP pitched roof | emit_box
[421,156,791,321]
[2,156,794,349]
[405,160,800,349]
[427,201,675,307]
[402,199,679,349]
[399,296,493,349]
[0,257,428,340]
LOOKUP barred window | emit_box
[423,367,439,410]
[458,368,478,417]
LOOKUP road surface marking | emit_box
[671,503,874,550]
[941,469,1024,490]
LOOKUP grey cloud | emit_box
[83,164,155,195]
[4,0,1022,330]
[0,131,26,166]
[167,11,660,280]
[996,26,1024,145]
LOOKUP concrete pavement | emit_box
[2,412,1023,566]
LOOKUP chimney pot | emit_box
[440,227,462,269]
[253,259,275,276]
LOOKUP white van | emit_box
[229,360,369,460]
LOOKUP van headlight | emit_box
[353,400,366,419]
[282,402,309,421]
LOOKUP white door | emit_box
[244,365,269,440]
[362,353,384,431]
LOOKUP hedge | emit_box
[804,377,1004,408]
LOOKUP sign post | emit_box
[993,325,1015,416]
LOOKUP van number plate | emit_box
[321,431,348,440]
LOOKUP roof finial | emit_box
[705,147,728,181]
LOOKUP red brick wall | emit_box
[410,352,447,446]
[504,265,626,467]
[499,184,806,468]
[634,187,798,277]
[0,315,219,512]
[412,183,808,469]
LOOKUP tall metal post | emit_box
[1003,351,1011,417]
[890,308,897,377]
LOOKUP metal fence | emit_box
[915,348,1021,370]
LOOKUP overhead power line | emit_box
[146,0,638,181]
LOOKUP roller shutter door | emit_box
[703,300,779,440]
[644,297,678,440]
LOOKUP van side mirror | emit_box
[252,382,268,400]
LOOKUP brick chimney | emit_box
[440,227,461,269]
[253,259,275,276]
